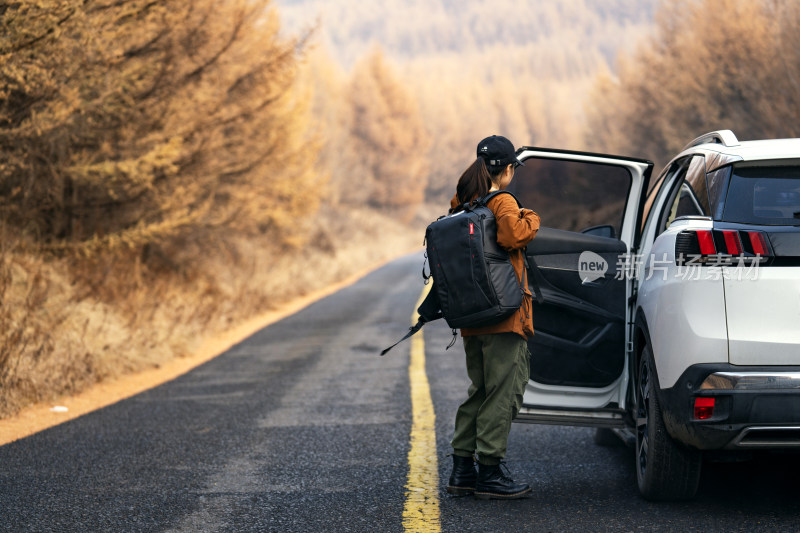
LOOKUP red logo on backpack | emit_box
[469,223,474,235]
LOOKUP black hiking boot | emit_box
[446,454,477,495]
[474,462,531,500]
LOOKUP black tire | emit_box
[593,428,622,447]
[635,345,702,501]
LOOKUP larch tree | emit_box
[347,47,429,215]
[0,0,319,259]
[301,45,350,206]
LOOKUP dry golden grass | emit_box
[0,206,422,419]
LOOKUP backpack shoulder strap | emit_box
[476,190,522,208]
[380,283,443,356]
[379,318,425,356]
[477,191,544,304]
[526,254,545,305]
[453,190,523,213]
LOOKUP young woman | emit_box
[447,135,541,500]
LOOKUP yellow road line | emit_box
[402,283,441,533]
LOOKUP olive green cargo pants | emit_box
[451,333,531,465]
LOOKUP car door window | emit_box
[508,157,631,238]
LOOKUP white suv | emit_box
[508,131,800,501]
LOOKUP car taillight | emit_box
[696,230,716,255]
[694,397,715,420]
[746,231,769,256]
[721,230,743,255]
[675,229,771,265]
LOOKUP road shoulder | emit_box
[0,253,417,446]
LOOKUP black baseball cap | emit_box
[476,135,524,168]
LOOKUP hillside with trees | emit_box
[276,0,659,202]
[275,0,659,68]
[587,0,800,168]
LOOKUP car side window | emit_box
[657,155,708,235]
[706,166,732,220]
[679,156,710,217]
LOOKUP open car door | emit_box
[507,148,652,428]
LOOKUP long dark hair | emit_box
[456,157,506,206]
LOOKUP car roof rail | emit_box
[682,130,740,151]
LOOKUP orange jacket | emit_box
[450,193,541,340]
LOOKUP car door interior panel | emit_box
[527,227,626,388]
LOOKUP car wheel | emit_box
[593,428,621,447]
[635,345,702,501]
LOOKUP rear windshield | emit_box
[721,165,800,226]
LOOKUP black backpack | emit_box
[381,190,542,355]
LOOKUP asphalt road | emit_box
[1,253,799,532]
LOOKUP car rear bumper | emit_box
[658,363,800,450]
